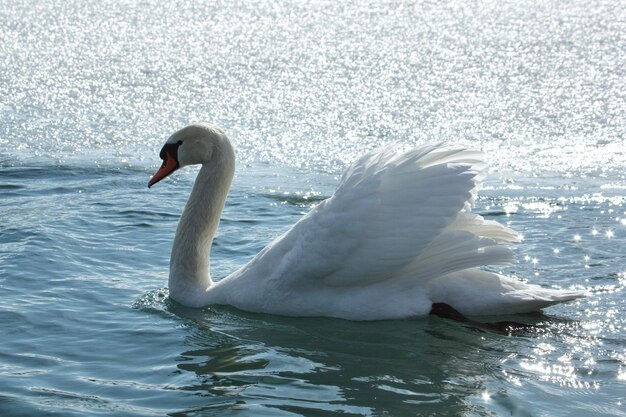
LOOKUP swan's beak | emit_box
[148,152,179,188]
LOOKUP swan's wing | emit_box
[240,143,518,289]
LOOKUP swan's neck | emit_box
[168,146,235,306]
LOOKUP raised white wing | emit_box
[236,143,518,290]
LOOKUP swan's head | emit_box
[148,124,230,188]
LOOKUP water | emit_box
[0,0,625,415]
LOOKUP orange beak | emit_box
[148,152,179,188]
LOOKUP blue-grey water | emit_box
[1,0,625,415]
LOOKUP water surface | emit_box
[1,0,625,416]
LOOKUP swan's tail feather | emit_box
[427,270,585,315]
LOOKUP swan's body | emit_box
[149,124,583,320]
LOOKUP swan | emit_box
[147,124,583,320]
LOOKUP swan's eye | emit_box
[159,140,183,160]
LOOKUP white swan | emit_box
[148,124,583,320]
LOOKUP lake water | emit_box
[1,0,625,415]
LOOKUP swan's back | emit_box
[214,143,583,320]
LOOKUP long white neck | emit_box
[168,142,235,307]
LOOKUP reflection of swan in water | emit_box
[148,124,583,320]
[164,303,528,416]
